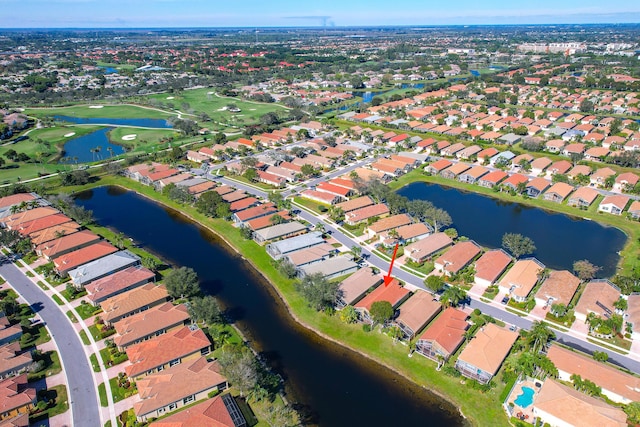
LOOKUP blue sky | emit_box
[1,0,640,28]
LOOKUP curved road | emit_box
[219,175,640,375]
[0,258,101,427]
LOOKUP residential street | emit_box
[0,257,101,427]
[217,169,640,375]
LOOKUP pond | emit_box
[53,115,173,128]
[397,182,626,277]
[75,186,467,427]
[59,128,125,163]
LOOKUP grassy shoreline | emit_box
[388,169,639,277]
[60,174,508,427]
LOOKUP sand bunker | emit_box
[88,105,104,109]
[217,106,228,111]
[63,132,76,137]
[207,91,214,95]
[166,96,175,100]
[249,108,256,111]
[121,134,137,141]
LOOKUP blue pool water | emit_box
[514,386,535,408]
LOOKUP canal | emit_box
[397,182,626,277]
[76,186,467,427]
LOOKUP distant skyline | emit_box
[1,0,640,28]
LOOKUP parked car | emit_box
[501,296,510,305]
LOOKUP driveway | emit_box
[0,259,101,427]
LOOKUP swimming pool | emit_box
[514,386,535,408]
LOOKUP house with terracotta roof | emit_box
[380,223,431,247]
[547,344,640,404]
[0,316,22,346]
[458,166,489,184]
[404,232,453,264]
[614,172,639,193]
[534,270,581,309]
[344,203,390,226]
[415,308,468,362]
[590,167,617,187]
[100,284,170,325]
[16,213,73,237]
[574,280,621,322]
[148,393,247,427]
[394,291,441,340]
[338,267,383,308]
[86,266,156,305]
[567,186,599,208]
[233,203,278,224]
[629,200,640,220]
[567,164,592,180]
[3,206,58,229]
[476,147,499,163]
[562,143,586,157]
[354,280,411,324]
[335,195,373,213]
[125,326,211,380]
[532,379,626,427]
[501,174,529,193]
[0,342,32,379]
[547,160,572,176]
[545,139,565,153]
[52,240,118,276]
[316,182,352,200]
[474,249,512,287]
[543,182,574,203]
[134,357,228,421]
[29,223,82,246]
[365,214,412,239]
[477,170,508,188]
[598,194,630,215]
[525,177,551,198]
[441,162,471,180]
[0,374,36,422]
[0,193,37,215]
[455,323,518,384]
[300,189,340,206]
[498,258,544,302]
[114,303,191,351]
[35,229,100,260]
[425,159,452,175]
[434,241,482,276]
[530,157,552,175]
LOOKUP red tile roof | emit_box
[53,241,118,274]
[418,308,468,355]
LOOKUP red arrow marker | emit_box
[383,243,399,287]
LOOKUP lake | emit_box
[53,115,173,128]
[60,128,125,163]
[397,182,626,277]
[75,187,467,427]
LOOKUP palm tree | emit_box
[440,286,467,308]
[107,146,114,159]
[527,321,555,353]
[350,244,362,261]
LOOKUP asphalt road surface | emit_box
[0,258,101,427]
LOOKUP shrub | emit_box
[362,324,372,332]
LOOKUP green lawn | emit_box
[61,287,87,302]
[20,324,51,349]
[51,294,64,305]
[99,346,128,367]
[76,302,102,320]
[107,127,183,153]
[293,197,330,215]
[24,104,175,120]
[145,88,288,126]
[89,323,116,341]
[78,329,91,345]
[57,175,510,427]
[30,385,69,423]
[90,353,101,372]
[65,310,78,323]
[28,350,62,381]
[98,377,137,407]
[389,170,639,276]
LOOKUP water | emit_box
[53,115,172,128]
[514,387,535,408]
[398,182,626,277]
[75,186,467,427]
[351,83,425,104]
[60,128,125,163]
[99,66,119,74]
